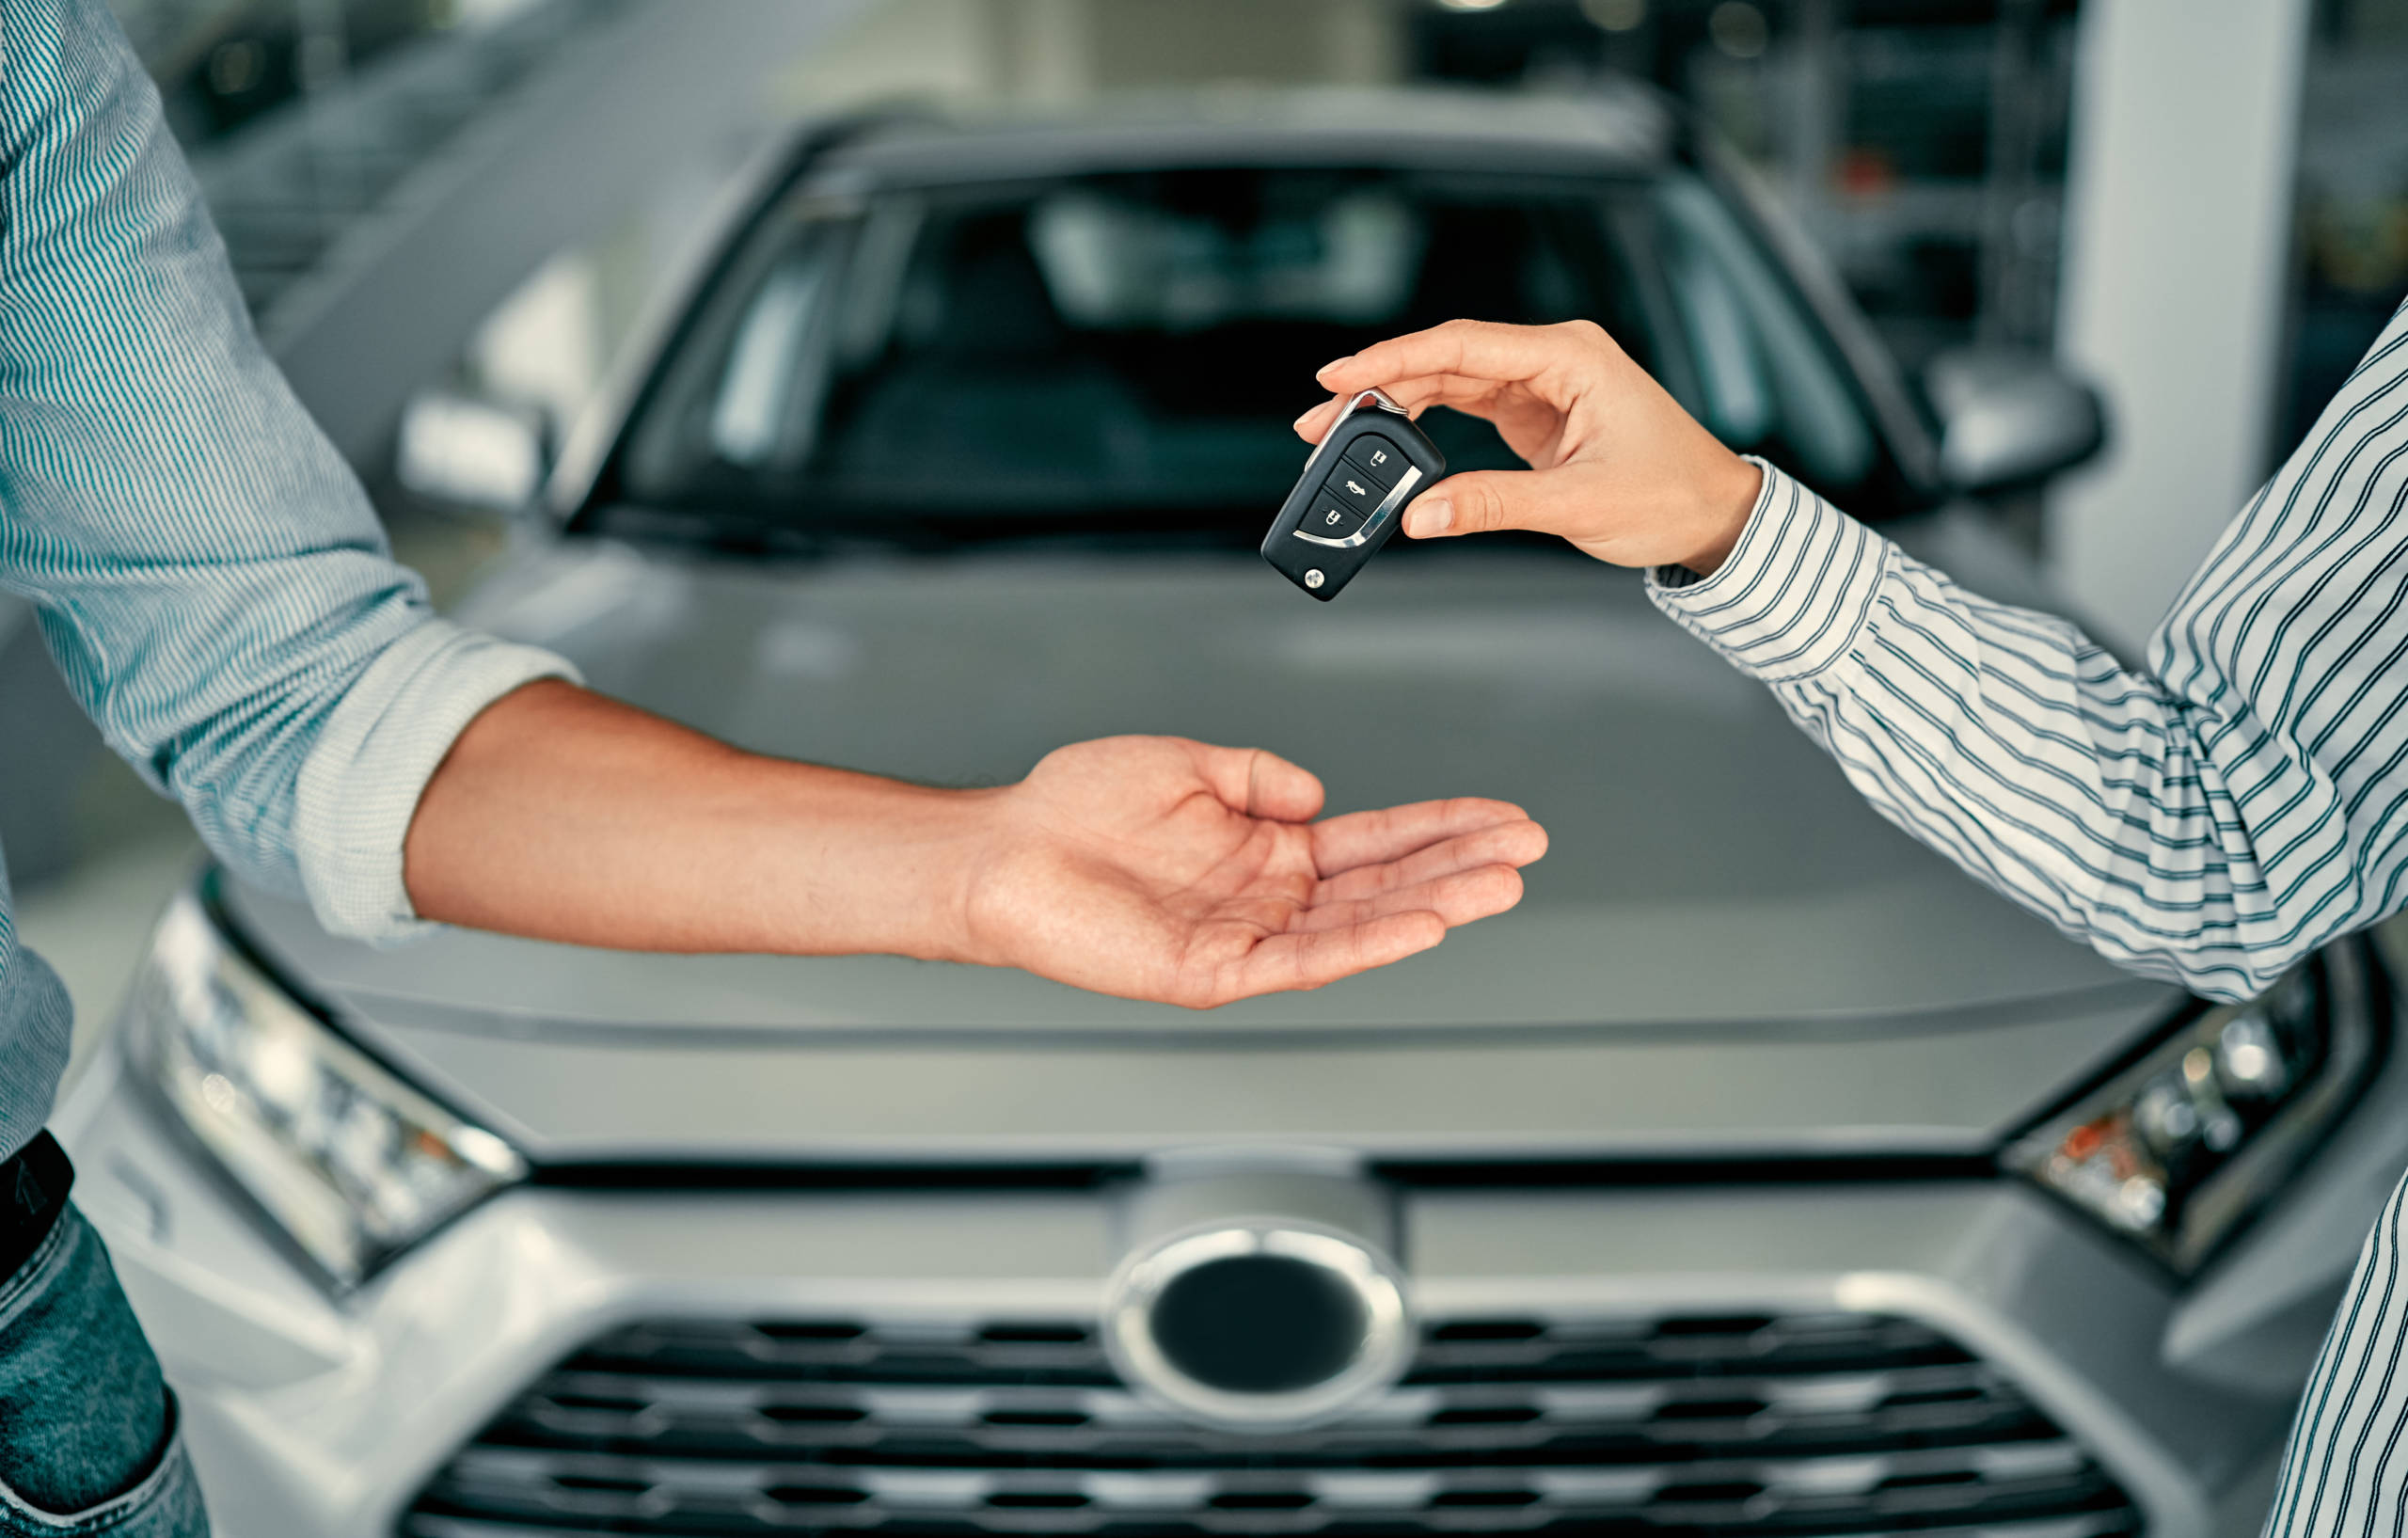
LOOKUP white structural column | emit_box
[2049,0,2314,652]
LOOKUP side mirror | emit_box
[1923,348,2108,496]
[393,390,546,516]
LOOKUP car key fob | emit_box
[1261,388,1446,601]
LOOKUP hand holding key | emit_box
[1295,319,1764,577]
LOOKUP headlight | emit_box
[2004,945,2384,1273]
[123,885,526,1288]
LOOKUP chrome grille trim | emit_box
[403,1311,2143,1536]
[508,1357,2026,1449]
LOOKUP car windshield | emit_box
[600,161,1911,544]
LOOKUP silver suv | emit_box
[55,88,2408,1538]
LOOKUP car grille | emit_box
[402,1310,2143,1537]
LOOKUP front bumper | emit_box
[50,927,2408,1538]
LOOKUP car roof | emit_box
[806,85,1683,190]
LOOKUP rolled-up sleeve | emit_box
[0,0,573,941]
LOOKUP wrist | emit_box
[1679,453,1764,577]
[886,784,1017,968]
[928,785,1018,968]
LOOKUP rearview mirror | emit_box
[1923,348,2107,496]
[394,391,546,515]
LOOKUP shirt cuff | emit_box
[291,618,578,943]
[1644,459,1891,685]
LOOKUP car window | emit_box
[1646,176,1875,489]
[610,164,1901,540]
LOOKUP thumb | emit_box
[1404,465,1592,541]
[1187,742,1326,823]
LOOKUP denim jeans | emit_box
[0,1207,207,1536]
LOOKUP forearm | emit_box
[1655,468,2303,1001]
[403,680,996,959]
[1657,311,2408,1002]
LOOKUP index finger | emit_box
[1293,372,1514,443]
[1316,319,1565,398]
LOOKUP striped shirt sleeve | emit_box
[0,0,575,942]
[1650,302,2408,1005]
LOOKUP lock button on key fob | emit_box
[1260,396,1446,601]
[1310,498,1368,538]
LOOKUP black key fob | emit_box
[1261,388,1447,601]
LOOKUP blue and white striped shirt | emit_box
[1652,301,2408,1535]
[0,0,569,1162]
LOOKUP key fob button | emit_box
[1343,435,1404,489]
[1307,499,1367,538]
[1323,468,1386,516]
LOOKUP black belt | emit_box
[0,1132,72,1285]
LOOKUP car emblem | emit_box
[1101,1154,1412,1433]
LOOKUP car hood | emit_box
[220,531,2177,1163]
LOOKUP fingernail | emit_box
[1406,499,1452,537]
[1315,356,1352,381]
[1291,407,1316,430]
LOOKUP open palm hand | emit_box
[962,737,1546,1008]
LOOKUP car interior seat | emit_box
[827,213,1145,501]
